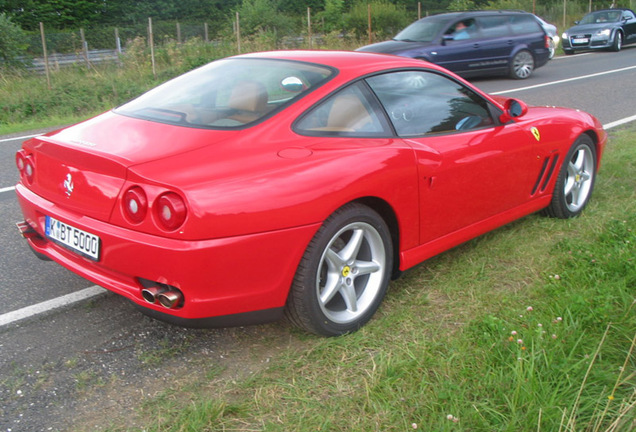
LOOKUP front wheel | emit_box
[285,203,393,336]
[545,135,597,219]
[510,50,534,79]
[611,31,623,52]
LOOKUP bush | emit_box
[0,13,28,66]
[344,0,409,41]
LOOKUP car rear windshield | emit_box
[115,58,334,128]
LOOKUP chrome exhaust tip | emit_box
[141,286,167,304]
[16,221,38,239]
[157,290,183,309]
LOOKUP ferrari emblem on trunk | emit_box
[63,173,74,197]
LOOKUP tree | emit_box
[0,13,27,65]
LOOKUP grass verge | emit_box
[97,129,635,431]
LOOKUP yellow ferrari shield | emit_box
[531,127,541,142]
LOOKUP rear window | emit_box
[115,58,334,128]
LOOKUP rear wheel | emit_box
[510,50,534,79]
[545,135,597,219]
[285,203,393,336]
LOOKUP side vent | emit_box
[531,154,560,195]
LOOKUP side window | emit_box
[510,15,542,35]
[366,71,495,137]
[445,19,478,41]
[478,16,510,38]
[295,82,390,136]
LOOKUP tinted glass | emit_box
[395,18,448,42]
[295,82,391,136]
[479,16,510,37]
[580,11,622,24]
[116,58,333,128]
[366,71,494,136]
[510,15,543,34]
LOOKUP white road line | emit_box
[604,114,636,130]
[0,285,107,327]
[0,134,40,144]
[0,186,16,194]
[491,65,636,95]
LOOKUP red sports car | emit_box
[15,51,606,336]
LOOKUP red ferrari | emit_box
[15,51,606,336]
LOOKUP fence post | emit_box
[115,28,122,54]
[368,4,372,45]
[418,2,421,20]
[177,22,181,44]
[148,17,156,78]
[307,7,312,49]
[236,12,241,54]
[204,22,209,43]
[39,22,51,90]
[80,28,91,69]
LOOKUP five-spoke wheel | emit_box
[546,135,597,219]
[285,203,393,336]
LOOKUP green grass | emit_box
[96,128,634,432]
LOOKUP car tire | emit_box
[510,50,535,79]
[611,31,623,52]
[285,203,393,336]
[545,134,597,219]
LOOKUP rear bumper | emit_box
[15,183,319,324]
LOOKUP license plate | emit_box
[45,216,101,261]
[572,37,589,44]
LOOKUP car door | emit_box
[431,18,486,74]
[622,10,636,43]
[366,70,538,244]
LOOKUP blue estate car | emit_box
[357,10,551,79]
[561,8,636,54]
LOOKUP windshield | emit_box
[116,58,334,128]
[394,18,448,42]
[579,10,622,24]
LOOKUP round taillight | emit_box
[16,151,26,171]
[16,150,35,184]
[123,187,148,224]
[155,193,187,231]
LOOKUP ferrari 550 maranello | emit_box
[15,51,606,336]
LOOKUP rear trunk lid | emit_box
[22,111,234,221]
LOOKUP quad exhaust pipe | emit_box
[141,284,183,309]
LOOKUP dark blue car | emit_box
[561,8,636,54]
[357,11,551,79]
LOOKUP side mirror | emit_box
[280,76,305,92]
[499,98,528,124]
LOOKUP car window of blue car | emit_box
[294,82,392,137]
[510,14,543,34]
[366,71,494,136]
[478,16,509,38]
[445,19,478,40]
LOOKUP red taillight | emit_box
[16,150,34,184]
[545,35,550,49]
[123,187,148,224]
[155,193,187,231]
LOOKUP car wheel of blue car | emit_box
[285,203,393,336]
[510,50,535,79]
[545,134,597,219]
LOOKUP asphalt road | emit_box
[1,47,636,431]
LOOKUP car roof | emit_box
[232,50,446,76]
[422,9,535,20]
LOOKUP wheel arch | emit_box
[353,196,402,279]
[582,129,603,170]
